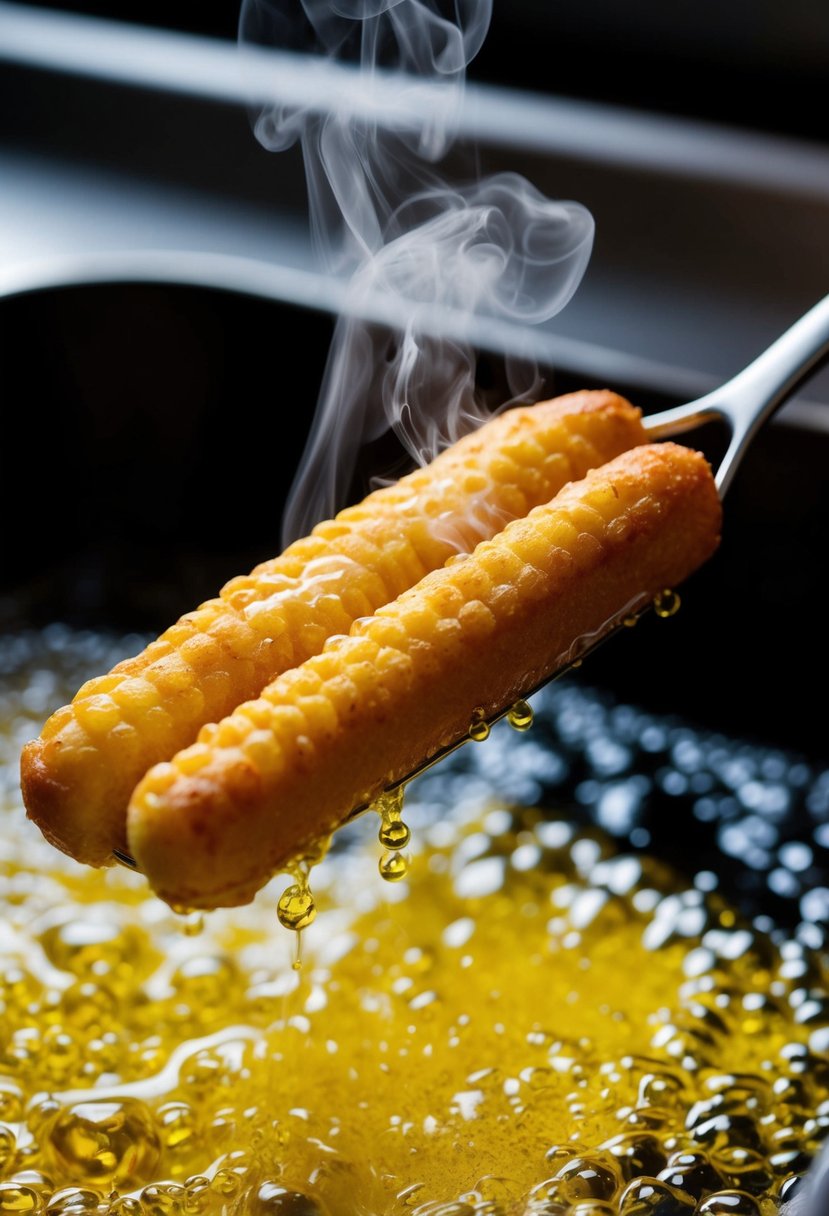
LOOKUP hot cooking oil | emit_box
[1,628,827,1216]
[373,790,412,883]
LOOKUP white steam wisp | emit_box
[239,0,594,541]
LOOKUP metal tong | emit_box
[644,292,829,496]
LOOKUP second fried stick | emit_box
[21,391,646,867]
[128,442,722,909]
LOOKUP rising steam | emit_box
[240,0,594,542]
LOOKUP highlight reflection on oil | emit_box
[2,628,828,1215]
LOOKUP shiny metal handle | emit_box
[646,293,829,496]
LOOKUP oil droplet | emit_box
[276,884,316,932]
[45,1188,102,1215]
[469,708,490,743]
[109,1199,143,1216]
[210,1169,244,1199]
[654,587,681,618]
[570,658,583,669]
[379,851,409,882]
[375,787,411,852]
[0,1128,16,1177]
[276,857,317,949]
[0,1186,40,1214]
[379,818,411,849]
[277,861,318,973]
[507,700,534,732]
[170,906,205,936]
[623,615,639,628]
[46,1099,161,1187]
[140,1182,187,1216]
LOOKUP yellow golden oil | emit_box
[1,632,826,1215]
[506,701,534,733]
[468,709,491,744]
[373,790,412,885]
[375,789,411,854]
[276,877,317,933]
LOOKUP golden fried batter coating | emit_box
[21,392,647,866]
[128,443,721,908]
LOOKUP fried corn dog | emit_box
[21,391,647,867]
[128,442,721,909]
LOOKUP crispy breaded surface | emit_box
[21,391,647,867]
[128,443,721,908]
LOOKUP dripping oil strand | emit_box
[277,861,318,970]
[170,906,206,937]
[292,932,304,973]
[374,787,412,883]
[277,875,316,932]
[372,694,539,884]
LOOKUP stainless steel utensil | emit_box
[645,291,829,495]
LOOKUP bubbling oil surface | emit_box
[2,629,828,1216]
